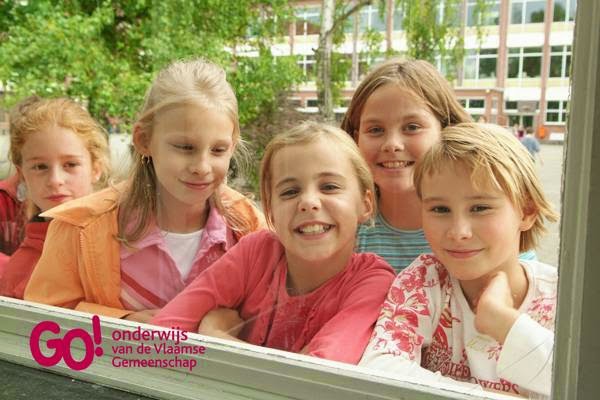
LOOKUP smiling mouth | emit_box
[182,181,212,189]
[378,161,415,169]
[446,249,483,259]
[295,223,334,235]
[46,195,70,201]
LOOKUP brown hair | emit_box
[341,57,471,138]
[259,121,375,228]
[413,122,558,252]
[9,97,111,218]
[118,59,248,244]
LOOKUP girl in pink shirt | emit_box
[152,122,395,364]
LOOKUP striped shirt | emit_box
[357,212,431,274]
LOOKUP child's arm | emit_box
[151,233,256,332]
[197,308,246,343]
[24,219,132,319]
[475,272,553,396]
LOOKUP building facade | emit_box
[284,0,575,140]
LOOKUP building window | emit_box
[297,54,316,79]
[553,0,577,22]
[505,100,518,111]
[510,0,546,24]
[393,5,403,31]
[507,47,543,78]
[546,100,569,123]
[463,48,497,80]
[549,45,572,78]
[359,5,386,32]
[466,0,500,26]
[460,98,486,120]
[295,7,320,36]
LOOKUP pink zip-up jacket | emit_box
[24,182,265,318]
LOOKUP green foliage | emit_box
[0,0,301,135]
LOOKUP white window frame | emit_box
[463,48,498,80]
[552,0,577,23]
[466,0,501,27]
[295,7,320,37]
[1,2,599,399]
[359,5,386,32]
[545,100,569,124]
[507,46,543,79]
[510,0,546,25]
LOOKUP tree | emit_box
[0,0,302,133]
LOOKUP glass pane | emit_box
[393,7,403,30]
[470,99,485,108]
[508,57,520,78]
[522,56,542,77]
[510,2,523,24]
[526,1,546,23]
[548,101,560,109]
[569,0,577,21]
[550,55,563,77]
[547,112,559,122]
[553,0,567,22]
[372,12,386,32]
[566,55,571,77]
[464,57,477,79]
[479,57,497,78]
[505,101,518,110]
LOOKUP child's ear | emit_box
[358,189,375,224]
[519,201,537,231]
[91,161,103,184]
[132,123,151,156]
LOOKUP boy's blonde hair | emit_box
[9,97,111,218]
[414,122,558,252]
[341,58,471,138]
[119,59,247,244]
[260,121,376,228]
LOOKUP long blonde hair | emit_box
[9,97,111,219]
[118,59,248,244]
[414,122,558,252]
[341,57,471,138]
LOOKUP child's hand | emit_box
[473,272,520,344]
[198,308,245,341]
[123,309,160,323]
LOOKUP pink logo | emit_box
[30,315,104,371]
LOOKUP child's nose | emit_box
[381,134,404,153]
[447,216,473,240]
[298,191,321,212]
[189,156,211,176]
[47,167,66,187]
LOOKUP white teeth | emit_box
[381,161,413,168]
[298,224,330,234]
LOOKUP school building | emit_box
[279,0,575,141]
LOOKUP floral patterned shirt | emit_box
[360,254,556,399]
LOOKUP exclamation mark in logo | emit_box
[92,315,104,357]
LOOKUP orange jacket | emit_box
[24,183,265,318]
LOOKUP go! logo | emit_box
[29,315,104,371]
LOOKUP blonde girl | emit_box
[361,123,558,398]
[152,122,395,364]
[25,59,264,322]
[341,58,472,272]
[0,97,110,299]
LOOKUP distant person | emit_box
[361,123,559,398]
[477,115,487,123]
[0,98,111,298]
[517,124,525,139]
[521,127,542,165]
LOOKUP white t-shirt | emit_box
[161,229,203,281]
[360,254,556,399]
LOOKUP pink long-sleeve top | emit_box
[151,229,395,364]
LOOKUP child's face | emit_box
[420,163,535,284]
[136,104,234,216]
[269,139,372,270]
[19,125,101,213]
[357,84,441,196]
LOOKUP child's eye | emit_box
[404,123,421,133]
[280,188,299,198]
[211,146,228,154]
[31,164,48,171]
[471,205,491,213]
[173,144,194,151]
[64,161,80,168]
[365,126,384,136]
[321,183,341,192]
[429,206,450,214]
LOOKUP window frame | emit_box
[1,2,599,399]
